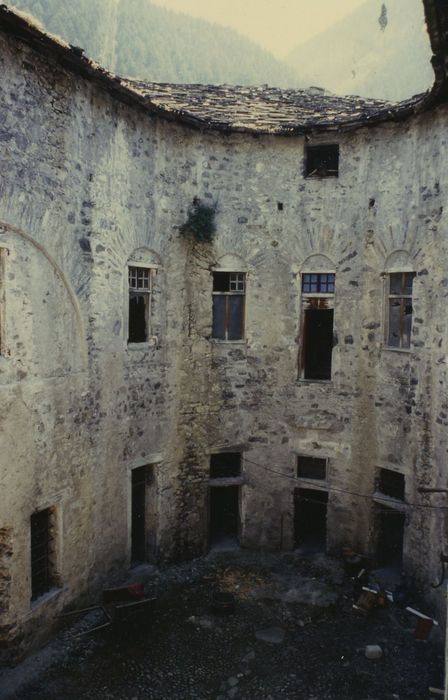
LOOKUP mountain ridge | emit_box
[10,0,304,87]
[286,0,433,100]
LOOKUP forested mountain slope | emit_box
[286,0,433,100]
[11,0,303,87]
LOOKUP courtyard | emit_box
[0,551,444,700]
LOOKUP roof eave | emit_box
[0,2,447,134]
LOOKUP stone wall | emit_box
[0,26,447,659]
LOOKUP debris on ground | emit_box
[0,550,444,700]
[365,644,383,660]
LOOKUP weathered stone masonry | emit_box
[0,1,448,659]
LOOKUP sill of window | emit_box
[304,175,339,180]
[296,378,333,386]
[373,491,407,509]
[127,341,158,351]
[30,586,65,611]
[210,339,247,346]
[296,477,328,486]
[382,346,411,354]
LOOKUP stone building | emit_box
[0,0,448,660]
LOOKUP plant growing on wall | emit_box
[179,197,217,242]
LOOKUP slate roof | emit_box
[125,80,421,134]
[0,1,447,134]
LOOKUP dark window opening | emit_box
[0,249,5,356]
[377,468,405,501]
[209,486,240,549]
[212,271,245,341]
[297,456,327,480]
[387,272,415,348]
[294,488,328,552]
[210,452,241,479]
[31,508,57,601]
[131,466,148,564]
[128,266,151,344]
[129,294,148,343]
[376,504,405,568]
[305,144,339,178]
[303,308,334,380]
[277,202,284,211]
[302,273,335,294]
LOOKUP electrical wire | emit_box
[242,455,448,512]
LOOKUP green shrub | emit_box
[179,198,217,242]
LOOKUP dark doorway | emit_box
[376,505,405,567]
[303,308,333,380]
[294,488,328,552]
[128,294,148,343]
[30,508,56,601]
[131,466,147,564]
[209,486,240,549]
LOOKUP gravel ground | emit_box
[1,551,444,700]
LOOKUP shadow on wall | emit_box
[0,222,87,378]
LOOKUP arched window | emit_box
[127,248,162,345]
[299,255,336,380]
[211,254,247,341]
[384,251,415,349]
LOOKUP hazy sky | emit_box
[151,0,368,56]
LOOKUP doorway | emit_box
[303,308,334,380]
[209,486,240,550]
[131,465,148,564]
[294,488,328,552]
[376,505,405,568]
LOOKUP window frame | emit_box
[212,271,246,342]
[299,270,335,381]
[127,263,156,345]
[385,271,415,350]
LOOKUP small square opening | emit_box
[377,468,405,500]
[297,456,327,480]
[210,453,241,479]
[305,144,339,178]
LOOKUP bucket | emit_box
[414,617,433,641]
[212,591,236,614]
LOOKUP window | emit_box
[0,248,6,356]
[212,272,245,340]
[30,508,57,601]
[210,452,241,479]
[377,468,405,501]
[305,144,339,178]
[300,272,335,380]
[302,273,335,294]
[128,266,153,343]
[387,272,415,348]
[297,456,327,481]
